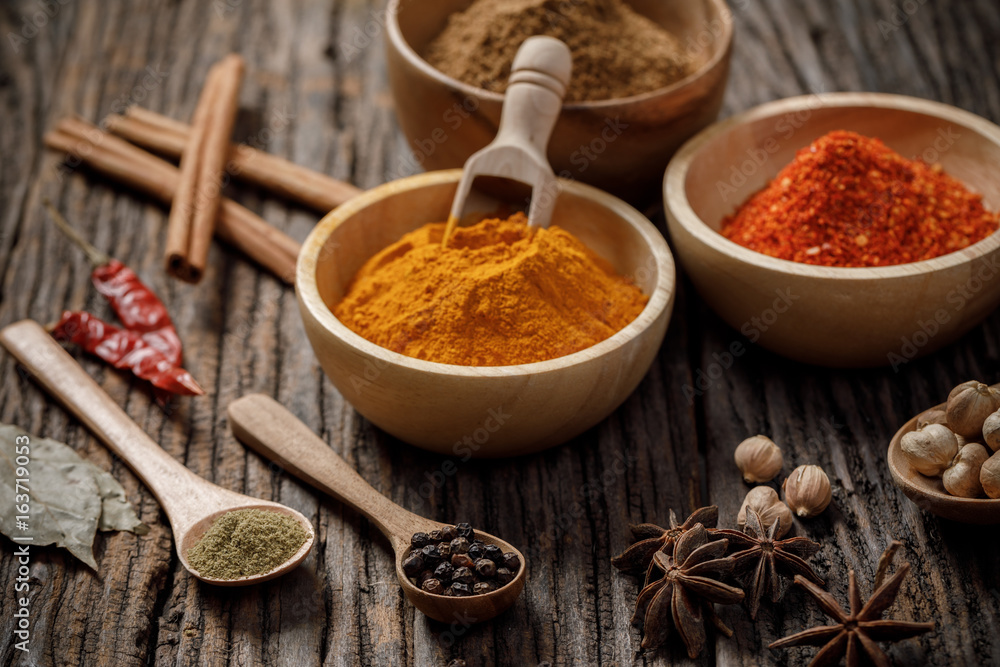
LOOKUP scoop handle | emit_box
[492,36,573,160]
[0,319,210,528]
[227,394,430,546]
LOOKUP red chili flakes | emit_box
[720,130,999,267]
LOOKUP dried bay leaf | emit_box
[0,423,147,569]
[93,466,149,535]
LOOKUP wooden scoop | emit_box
[227,393,527,624]
[443,36,572,243]
[0,320,314,586]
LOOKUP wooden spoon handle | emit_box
[493,36,572,161]
[0,319,208,525]
[227,394,428,545]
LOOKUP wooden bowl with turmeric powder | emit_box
[385,0,733,203]
[664,92,1000,368]
[296,170,675,456]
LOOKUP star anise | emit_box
[611,505,718,573]
[631,524,744,658]
[709,506,824,619]
[769,540,934,667]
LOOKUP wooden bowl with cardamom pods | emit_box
[888,400,1000,524]
[296,170,675,457]
[664,92,1000,368]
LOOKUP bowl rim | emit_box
[385,0,733,109]
[664,92,1000,281]
[887,402,1000,522]
[297,169,676,378]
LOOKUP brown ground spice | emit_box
[187,509,309,580]
[424,0,693,103]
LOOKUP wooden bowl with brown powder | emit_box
[384,0,732,203]
[296,170,675,456]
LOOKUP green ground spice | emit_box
[186,508,309,580]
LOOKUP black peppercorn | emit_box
[450,537,470,554]
[496,567,514,585]
[483,544,503,563]
[501,552,521,571]
[410,532,431,549]
[422,578,445,595]
[473,581,493,594]
[452,566,474,584]
[467,542,485,561]
[402,554,424,577]
[438,541,452,557]
[475,558,497,578]
[451,553,474,569]
[447,582,472,596]
[455,522,473,539]
[440,525,458,541]
[428,530,443,542]
[434,561,455,581]
[417,569,435,586]
[420,544,442,566]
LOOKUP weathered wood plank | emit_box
[1,0,999,665]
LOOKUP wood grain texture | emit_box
[0,0,998,666]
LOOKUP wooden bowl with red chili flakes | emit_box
[664,92,1000,367]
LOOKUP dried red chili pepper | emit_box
[51,311,203,395]
[43,200,199,397]
[43,199,183,366]
[721,130,999,267]
[90,259,183,366]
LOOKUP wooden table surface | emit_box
[2,1,999,665]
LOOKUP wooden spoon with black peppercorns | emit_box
[227,393,527,623]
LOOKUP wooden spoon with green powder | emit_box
[0,320,315,586]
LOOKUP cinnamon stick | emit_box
[106,106,363,212]
[166,54,245,283]
[45,117,300,283]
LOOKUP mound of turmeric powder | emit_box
[334,213,647,366]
